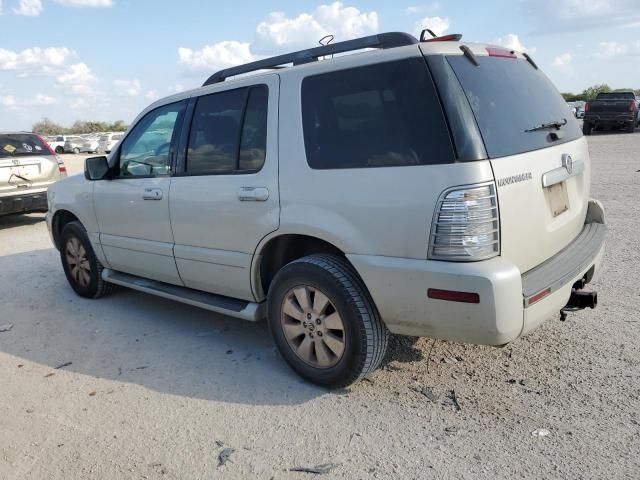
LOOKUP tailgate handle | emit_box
[541,155,584,188]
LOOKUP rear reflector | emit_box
[486,47,517,58]
[427,288,480,304]
[527,288,551,306]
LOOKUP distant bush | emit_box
[32,118,128,135]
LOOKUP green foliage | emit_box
[32,118,128,135]
[562,84,640,102]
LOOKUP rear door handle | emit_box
[143,188,163,200]
[238,187,269,202]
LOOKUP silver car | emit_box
[0,132,67,216]
[63,136,84,154]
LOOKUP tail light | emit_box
[629,100,637,112]
[584,102,590,112]
[429,183,500,261]
[56,156,67,174]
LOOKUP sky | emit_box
[1,0,640,130]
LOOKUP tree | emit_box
[31,118,129,135]
[581,84,611,100]
[32,118,66,136]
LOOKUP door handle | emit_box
[238,187,269,202]
[142,187,163,200]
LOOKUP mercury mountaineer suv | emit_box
[46,31,606,387]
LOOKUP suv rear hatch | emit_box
[427,48,589,273]
[0,133,62,197]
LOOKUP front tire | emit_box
[267,254,389,388]
[55,146,64,154]
[73,147,80,154]
[60,221,114,298]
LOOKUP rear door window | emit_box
[186,84,268,175]
[447,55,582,158]
[0,134,49,158]
[301,58,455,169]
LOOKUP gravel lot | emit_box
[0,140,638,480]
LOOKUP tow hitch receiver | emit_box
[560,288,598,321]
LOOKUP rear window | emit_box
[301,58,454,169]
[596,92,635,100]
[0,134,49,158]
[447,55,582,158]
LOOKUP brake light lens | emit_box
[584,102,590,112]
[486,47,517,58]
[423,33,463,42]
[429,183,500,261]
[629,100,637,112]
[56,156,67,174]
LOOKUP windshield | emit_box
[0,134,50,158]
[446,55,582,158]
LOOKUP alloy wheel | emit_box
[65,236,91,288]
[280,285,346,368]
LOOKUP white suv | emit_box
[46,32,606,387]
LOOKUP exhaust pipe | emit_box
[566,290,598,310]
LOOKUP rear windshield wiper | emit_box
[525,118,567,133]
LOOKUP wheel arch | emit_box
[51,209,82,249]
[252,233,355,300]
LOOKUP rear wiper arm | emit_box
[525,118,567,133]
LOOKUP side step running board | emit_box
[101,269,265,322]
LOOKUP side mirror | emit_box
[85,156,111,181]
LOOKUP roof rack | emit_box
[202,32,418,86]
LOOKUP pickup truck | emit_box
[583,91,638,135]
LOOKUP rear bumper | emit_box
[0,191,48,216]
[349,200,606,346]
[585,113,635,125]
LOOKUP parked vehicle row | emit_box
[44,132,125,154]
[46,31,606,388]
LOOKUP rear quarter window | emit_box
[446,55,582,158]
[301,58,455,169]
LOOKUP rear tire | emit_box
[582,122,592,135]
[73,147,80,154]
[55,146,64,154]
[60,221,115,299]
[267,254,389,388]
[626,122,635,133]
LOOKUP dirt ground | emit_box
[0,139,638,479]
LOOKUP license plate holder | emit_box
[547,182,570,217]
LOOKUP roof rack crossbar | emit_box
[202,32,418,86]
